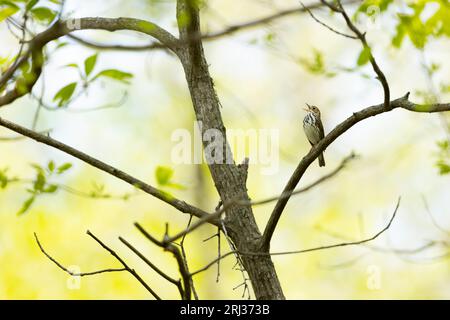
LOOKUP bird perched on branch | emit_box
[303,104,325,167]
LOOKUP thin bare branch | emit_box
[0,117,213,223]
[4,177,136,200]
[328,0,390,108]
[179,215,199,299]
[262,197,399,256]
[252,152,357,207]
[190,251,236,277]
[67,34,168,52]
[34,232,127,276]
[36,230,161,299]
[421,195,450,236]
[201,0,360,41]
[0,129,51,141]
[86,230,161,299]
[191,198,401,277]
[300,1,358,39]
[134,223,192,300]
[119,236,184,299]
[162,208,225,244]
[316,223,439,255]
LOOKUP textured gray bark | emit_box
[176,0,285,300]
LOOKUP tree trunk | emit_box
[176,0,285,300]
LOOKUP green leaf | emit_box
[33,172,46,192]
[30,7,56,24]
[298,49,336,78]
[390,1,447,50]
[165,182,187,190]
[55,41,69,49]
[357,46,371,66]
[425,0,450,37]
[44,184,58,193]
[392,21,406,48]
[435,139,450,175]
[17,196,36,216]
[84,53,98,77]
[0,168,9,189]
[47,160,55,172]
[93,69,133,84]
[355,0,394,17]
[155,166,173,185]
[265,32,276,44]
[0,1,19,22]
[30,163,45,175]
[436,161,450,175]
[57,162,72,174]
[441,83,450,93]
[63,63,79,69]
[437,140,449,151]
[53,82,77,107]
[26,0,39,10]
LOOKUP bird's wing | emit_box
[317,118,325,139]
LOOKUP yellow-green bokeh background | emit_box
[1,0,449,299]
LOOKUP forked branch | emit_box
[261,93,450,251]
[135,223,192,300]
[191,198,401,276]
[35,231,161,299]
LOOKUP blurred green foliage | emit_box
[435,140,450,175]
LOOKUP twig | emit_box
[191,198,401,276]
[203,233,218,242]
[179,215,199,300]
[0,129,51,141]
[300,1,358,39]
[34,232,127,276]
[35,231,161,299]
[201,0,360,41]
[331,0,390,108]
[119,236,184,299]
[86,230,161,299]
[318,253,369,270]
[134,223,192,300]
[421,195,450,236]
[252,153,356,207]
[29,89,129,114]
[315,224,438,255]
[3,177,137,200]
[220,218,251,299]
[264,197,399,256]
[57,0,66,20]
[67,34,168,52]
[162,206,226,244]
[216,226,221,283]
[189,251,236,277]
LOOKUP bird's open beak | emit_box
[303,103,311,111]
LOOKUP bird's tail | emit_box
[318,152,325,167]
